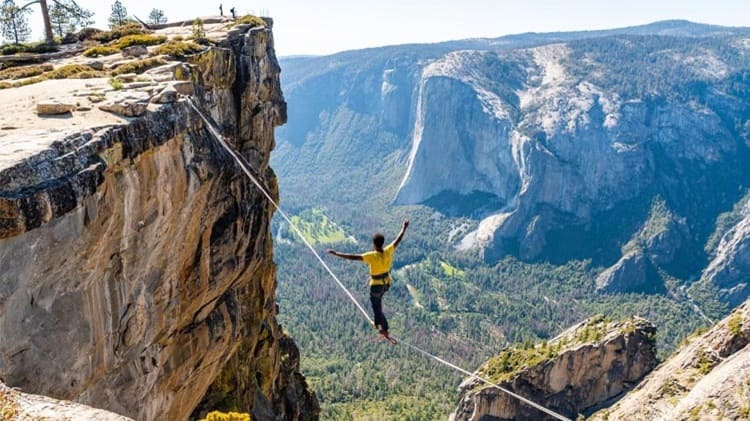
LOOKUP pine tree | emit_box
[147,8,166,25]
[107,0,127,29]
[47,1,93,37]
[1,0,31,44]
[47,1,68,36]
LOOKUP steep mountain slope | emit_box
[590,299,750,420]
[0,20,316,420]
[452,298,750,421]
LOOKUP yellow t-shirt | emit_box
[362,243,395,284]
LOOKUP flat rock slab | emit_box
[0,79,126,172]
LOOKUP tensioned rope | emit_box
[188,100,572,421]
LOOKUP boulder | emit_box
[84,61,104,71]
[151,85,178,104]
[99,100,148,117]
[121,45,148,58]
[36,101,75,115]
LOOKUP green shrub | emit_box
[0,81,11,89]
[0,64,102,89]
[153,41,203,58]
[83,46,120,57]
[696,352,715,375]
[728,312,743,337]
[199,411,250,421]
[113,34,167,49]
[1,44,26,55]
[108,77,123,90]
[46,64,102,79]
[0,64,53,80]
[232,15,266,28]
[192,18,206,40]
[78,27,103,41]
[111,57,167,75]
[22,42,59,54]
[93,22,146,43]
[1,41,59,56]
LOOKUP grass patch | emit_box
[111,57,167,75]
[287,208,349,246]
[152,41,204,58]
[0,64,53,80]
[231,15,266,28]
[112,34,167,49]
[440,261,466,278]
[83,45,120,57]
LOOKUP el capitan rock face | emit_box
[0,19,317,421]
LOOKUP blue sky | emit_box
[22,0,750,56]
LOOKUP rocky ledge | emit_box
[0,17,317,421]
[0,381,131,421]
[451,315,657,421]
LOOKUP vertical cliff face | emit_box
[0,20,317,421]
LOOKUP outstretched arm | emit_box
[392,219,409,248]
[327,249,363,261]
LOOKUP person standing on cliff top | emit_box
[327,220,409,338]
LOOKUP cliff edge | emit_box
[0,18,317,420]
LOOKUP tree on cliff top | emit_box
[3,0,93,45]
[147,8,166,25]
[108,0,127,29]
[0,0,31,44]
[48,0,93,37]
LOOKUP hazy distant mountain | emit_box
[275,19,750,304]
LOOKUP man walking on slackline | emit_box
[327,220,409,337]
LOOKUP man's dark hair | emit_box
[373,233,385,250]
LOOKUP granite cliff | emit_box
[590,299,750,420]
[453,299,750,421]
[276,21,750,306]
[0,18,317,420]
[450,315,657,421]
